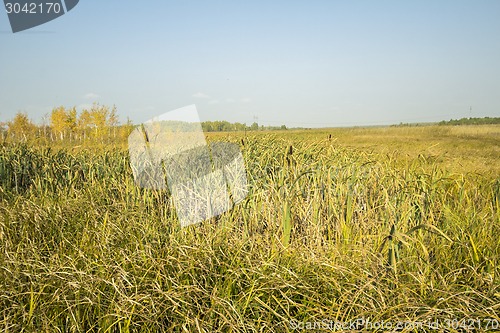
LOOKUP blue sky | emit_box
[1,1,499,127]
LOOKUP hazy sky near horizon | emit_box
[1,1,499,127]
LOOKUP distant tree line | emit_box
[201,121,248,132]
[0,105,288,143]
[438,117,500,126]
[201,120,287,132]
[0,103,134,144]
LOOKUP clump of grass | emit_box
[0,126,499,332]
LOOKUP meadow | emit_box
[0,125,499,332]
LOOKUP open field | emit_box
[208,125,500,177]
[1,125,499,332]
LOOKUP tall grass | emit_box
[0,126,499,332]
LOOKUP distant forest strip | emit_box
[0,104,287,143]
[1,104,498,143]
[438,117,500,125]
[201,120,287,132]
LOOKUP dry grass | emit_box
[0,124,499,332]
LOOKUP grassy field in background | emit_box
[208,125,500,177]
[0,125,499,332]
